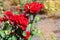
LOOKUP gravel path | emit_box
[32,15,60,40]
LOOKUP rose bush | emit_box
[0,2,44,40]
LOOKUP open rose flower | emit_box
[30,2,41,13]
[18,14,28,30]
[4,10,13,18]
[9,15,19,25]
[24,2,44,14]
[19,14,28,26]
[3,10,13,21]
[9,14,28,30]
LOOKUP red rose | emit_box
[24,2,44,14]
[4,10,13,18]
[2,10,13,22]
[18,14,28,30]
[24,31,30,39]
[9,14,28,29]
[10,15,19,25]
[30,2,41,13]
[19,14,28,26]
[24,3,29,13]
[2,16,8,21]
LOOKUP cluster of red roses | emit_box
[1,10,30,39]
[3,10,28,30]
[24,2,44,14]
[0,2,44,40]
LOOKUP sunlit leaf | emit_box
[32,28,37,35]
[35,15,40,23]
[4,30,11,35]
[0,30,5,38]
[3,21,12,30]
[28,36,32,40]
[12,36,17,40]
[26,24,32,31]
[22,31,26,36]
[8,37,12,40]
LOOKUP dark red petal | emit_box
[4,10,13,17]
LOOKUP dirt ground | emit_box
[32,15,60,40]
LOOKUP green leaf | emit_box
[0,30,5,38]
[5,35,10,40]
[32,28,37,35]
[0,37,3,40]
[28,24,32,28]
[0,38,3,40]
[12,36,17,40]
[3,22,9,30]
[22,31,26,36]
[35,15,40,23]
[28,36,32,40]
[4,30,11,35]
[8,37,12,40]
[3,21,12,30]
[27,24,32,31]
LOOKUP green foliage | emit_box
[32,28,37,35]
[4,30,11,35]
[28,36,32,40]
[28,24,32,28]
[0,30,5,38]
[8,37,12,40]
[3,21,12,30]
[11,36,17,40]
[34,15,40,23]
[22,31,26,36]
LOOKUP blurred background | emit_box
[0,0,60,40]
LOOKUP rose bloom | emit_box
[4,10,13,18]
[2,16,8,21]
[3,10,29,30]
[3,10,13,21]
[19,14,28,26]
[18,14,28,30]
[24,2,44,14]
[24,3,29,13]
[24,31,30,39]
[9,15,19,25]
[9,14,28,30]
[30,2,41,13]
